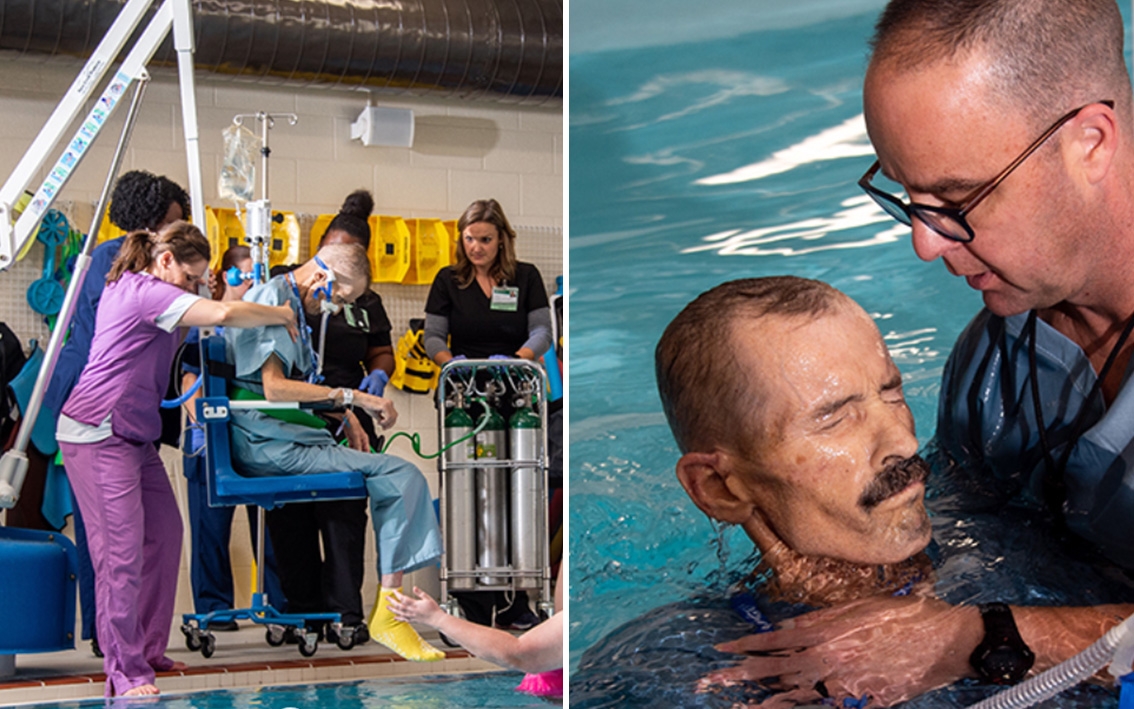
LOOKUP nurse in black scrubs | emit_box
[265,189,394,647]
[424,198,553,629]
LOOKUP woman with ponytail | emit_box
[56,221,297,698]
[42,170,190,659]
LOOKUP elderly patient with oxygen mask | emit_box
[223,242,445,662]
[574,276,1134,708]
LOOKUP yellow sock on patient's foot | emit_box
[368,589,445,661]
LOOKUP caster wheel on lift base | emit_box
[265,625,287,647]
[298,636,318,658]
[182,624,203,652]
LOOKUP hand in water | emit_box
[701,595,979,708]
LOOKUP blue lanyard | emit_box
[286,272,323,384]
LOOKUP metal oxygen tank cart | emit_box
[436,358,554,628]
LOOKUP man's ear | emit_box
[309,267,329,289]
[675,451,754,525]
[1071,101,1118,185]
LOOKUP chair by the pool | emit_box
[179,335,367,658]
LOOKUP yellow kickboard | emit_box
[372,216,410,283]
[402,218,451,285]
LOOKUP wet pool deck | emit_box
[0,623,499,706]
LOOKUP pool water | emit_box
[568,0,1134,706]
[20,673,555,708]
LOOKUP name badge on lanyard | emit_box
[491,286,519,312]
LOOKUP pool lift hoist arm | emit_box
[0,0,205,509]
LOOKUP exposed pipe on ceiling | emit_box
[0,0,562,104]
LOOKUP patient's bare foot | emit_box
[122,683,159,696]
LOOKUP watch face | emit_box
[982,645,1034,684]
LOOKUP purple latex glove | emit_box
[488,354,510,360]
[359,369,389,397]
[451,354,467,362]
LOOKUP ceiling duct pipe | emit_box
[0,0,562,104]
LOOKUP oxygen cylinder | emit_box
[509,404,543,589]
[475,404,509,585]
[442,405,477,590]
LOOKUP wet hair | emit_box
[322,189,374,248]
[108,170,191,232]
[106,220,210,284]
[211,245,251,301]
[313,242,371,289]
[655,277,845,454]
[453,198,518,288]
[869,0,1132,128]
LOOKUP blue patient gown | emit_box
[938,308,1134,568]
[224,278,442,575]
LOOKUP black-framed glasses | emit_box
[858,100,1114,243]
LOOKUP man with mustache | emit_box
[573,277,1133,708]
[656,277,934,608]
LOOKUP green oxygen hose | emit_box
[376,398,492,458]
[331,394,489,456]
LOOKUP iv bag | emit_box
[218,123,260,203]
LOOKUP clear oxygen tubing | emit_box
[316,309,329,380]
[966,611,1134,709]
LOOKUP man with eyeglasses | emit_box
[705,0,1134,704]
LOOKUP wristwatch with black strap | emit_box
[969,602,1035,685]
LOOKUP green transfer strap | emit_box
[230,386,327,429]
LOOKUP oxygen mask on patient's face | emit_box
[313,256,342,315]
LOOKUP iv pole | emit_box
[231,112,298,283]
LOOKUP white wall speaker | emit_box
[350,106,415,148]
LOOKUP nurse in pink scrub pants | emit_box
[56,221,296,697]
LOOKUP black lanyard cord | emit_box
[1026,308,1134,515]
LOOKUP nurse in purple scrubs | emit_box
[56,221,296,697]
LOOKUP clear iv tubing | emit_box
[966,612,1134,709]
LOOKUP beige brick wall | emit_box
[0,54,562,636]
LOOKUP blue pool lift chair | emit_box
[179,335,368,658]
